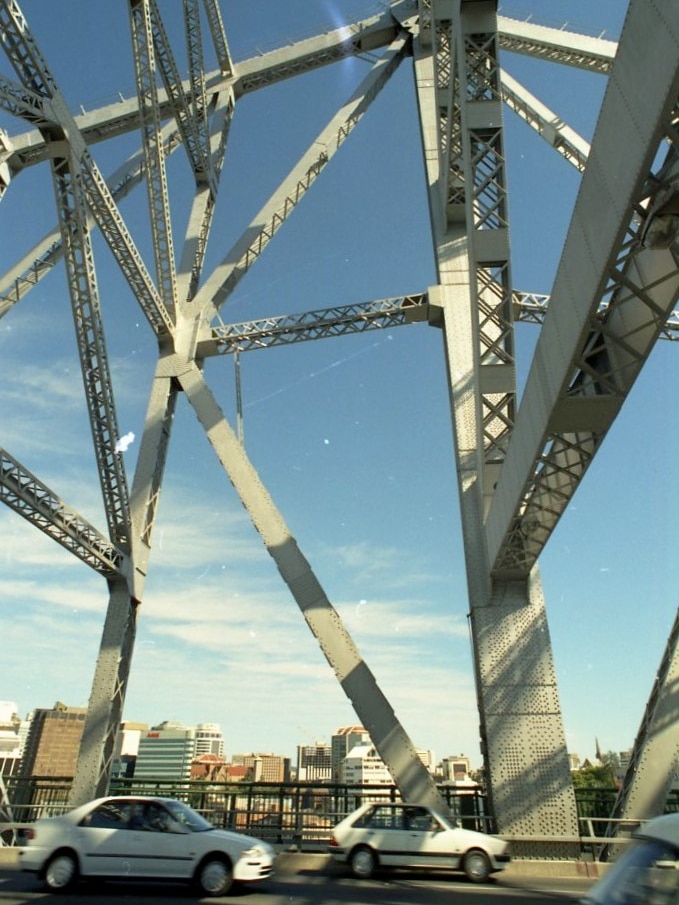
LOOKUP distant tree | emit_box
[599,750,622,773]
[573,765,616,789]
[572,761,618,824]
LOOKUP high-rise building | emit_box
[296,743,332,781]
[19,702,87,778]
[331,726,370,782]
[128,721,226,781]
[195,724,224,759]
[340,744,434,785]
[134,721,197,781]
[341,744,393,785]
[417,749,436,772]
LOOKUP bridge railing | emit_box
[2,776,677,856]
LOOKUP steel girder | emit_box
[0,448,122,575]
[192,33,411,318]
[485,0,679,579]
[202,292,679,354]
[486,0,679,827]
[0,3,136,550]
[129,0,179,312]
[204,294,430,354]
[177,360,447,810]
[68,579,139,805]
[496,15,616,74]
[2,0,679,827]
[500,71,589,172]
[172,33,450,810]
[0,0,448,809]
[0,118,185,319]
[200,0,233,78]
[413,0,579,850]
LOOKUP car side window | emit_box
[142,803,173,833]
[353,806,400,830]
[404,807,437,831]
[82,800,133,830]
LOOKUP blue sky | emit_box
[3,0,673,769]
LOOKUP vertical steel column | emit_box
[414,0,579,851]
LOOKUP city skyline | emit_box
[1,0,672,776]
[0,698,622,770]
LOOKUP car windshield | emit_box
[163,800,214,833]
[584,838,679,905]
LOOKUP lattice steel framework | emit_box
[2,0,679,846]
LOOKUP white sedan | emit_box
[19,795,275,896]
[328,802,510,883]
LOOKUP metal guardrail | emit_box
[1,777,672,856]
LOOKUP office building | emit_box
[341,743,435,785]
[195,724,225,758]
[417,749,436,772]
[19,702,87,777]
[296,743,332,781]
[134,721,197,781]
[341,744,393,785]
[331,726,370,782]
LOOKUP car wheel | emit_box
[44,851,78,892]
[196,855,233,897]
[350,846,377,879]
[462,848,491,883]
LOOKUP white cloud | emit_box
[114,431,135,453]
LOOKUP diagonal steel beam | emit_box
[0,0,173,338]
[178,360,448,812]
[177,88,234,307]
[234,8,401,95]
[193,33,410,319]
[3,11,400,174]
[497,15,616,73]
[184,0,211,179]
[148,0,207,180]
[201,0,233,78]
[0,447,123,575]
[0,120,183,319]
[0,72,52,123]
[51,151,133,548]
[486,0,679,577]
[501,70,589,172]
[129,0,178,311]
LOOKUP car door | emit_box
[76,799,139,878]
[348,805,403,867]
[398,807,456,870]
[126,801,193,880]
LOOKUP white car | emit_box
[19,795,275,897]
[581,814,679,905]
[328,801,510,883]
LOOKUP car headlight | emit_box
[241,843,272,859]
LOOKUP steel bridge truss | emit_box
[1,0,678,842]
